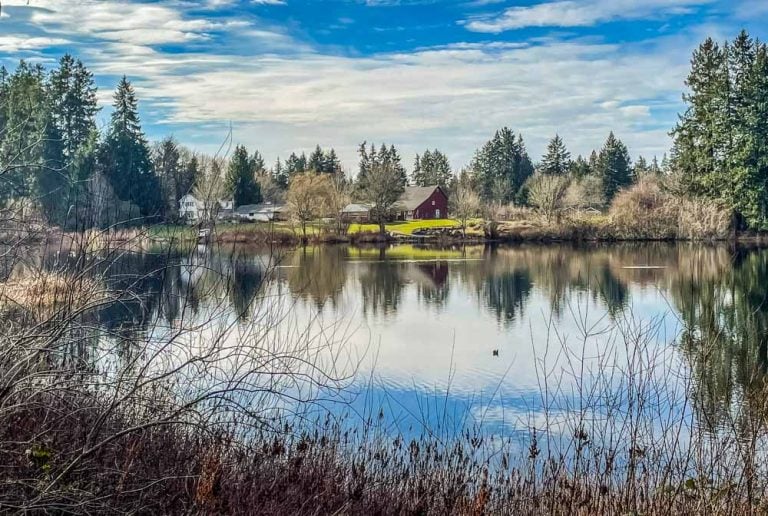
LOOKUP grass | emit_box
[348,218,460,235]
[147,219,465,243]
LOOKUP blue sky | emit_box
[1,0,767,172]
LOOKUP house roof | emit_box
[235,203,286,215]
[396,186,444,211]
[342,203,371,213]
[235,204,261,214]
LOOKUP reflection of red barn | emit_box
[396,186,448,220]
[416,262,448,287]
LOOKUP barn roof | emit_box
[396,186,444,211]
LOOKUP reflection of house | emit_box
[234,203,287,222]
[341,203,371,222]
[395,186,448,220]
[179,195,234,223]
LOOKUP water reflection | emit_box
[27,242,768,434]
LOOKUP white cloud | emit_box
[464,0,713,32]
[116,37,689,169]
[0,35,70,52]
[0,0,702,170]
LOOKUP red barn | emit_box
[396,186,449,220]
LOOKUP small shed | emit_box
[341,203,371,222]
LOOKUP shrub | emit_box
[609,177,678,239]
[608,176,732,240]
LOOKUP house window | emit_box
[431,200,435,206]
[435,209,440,218]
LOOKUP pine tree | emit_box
[357,142,406,190]
[323,148,341,175]
[250,150,266,176]
[308,145,324,172]
[48,54,99,161]
[673,32,768,228]
[411,153,423,186]
[569,155,591,178]
[0,60,70,222]
[633,156,650,178]
[672,37,728,196]
[540,135,571,176]
[226,144,262,207]
[286,152,307,176]
[98,76,163,219]
[596,132,631,201]
[470,127,533,203]
[274,157,288,189]
[154,137,196,218]
[412,149,452,187]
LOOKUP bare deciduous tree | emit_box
[527,172,570,221]
[450,176,481,239]
[361,163,404,235]
[286,172,332,241]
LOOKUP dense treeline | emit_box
[2,32,768,230]
[673,30,768,229]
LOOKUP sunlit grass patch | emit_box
[349,218,460,235]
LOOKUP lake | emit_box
[32,241,768,447]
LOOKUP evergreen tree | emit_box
[274,157,288,189]
[672,37,728,196]
[357,142,406,190]
[226,144,262,207]
[323,148,342,175]
[154,137,197,218]
[596,132,631,201]
[633,155,650,178]
[308,145,325,172]
[0,61,49,201]
[673,31,768,228]
[569,155,591,178]
[356,142,376,189]
[650,156,662,175]
[250,150,266,176]
[540,134,571,176]
[98,76,163,218]
[470,127,533,203]
[48,54,98,161]
[412,148,452,187]
[286,152,307,176]
[412,153,423,185]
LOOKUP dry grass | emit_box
[609,177,732,240]
[0,270,109,318]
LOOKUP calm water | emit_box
[36,242,768,440]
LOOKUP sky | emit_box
[1,0,767,173]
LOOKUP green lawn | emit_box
[348,218,460,235]
[148,218,469,241]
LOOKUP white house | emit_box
[179,194,234,223]
[179,194,203,222]
[234,202,287,222]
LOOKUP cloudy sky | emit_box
[1,0,766,172]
